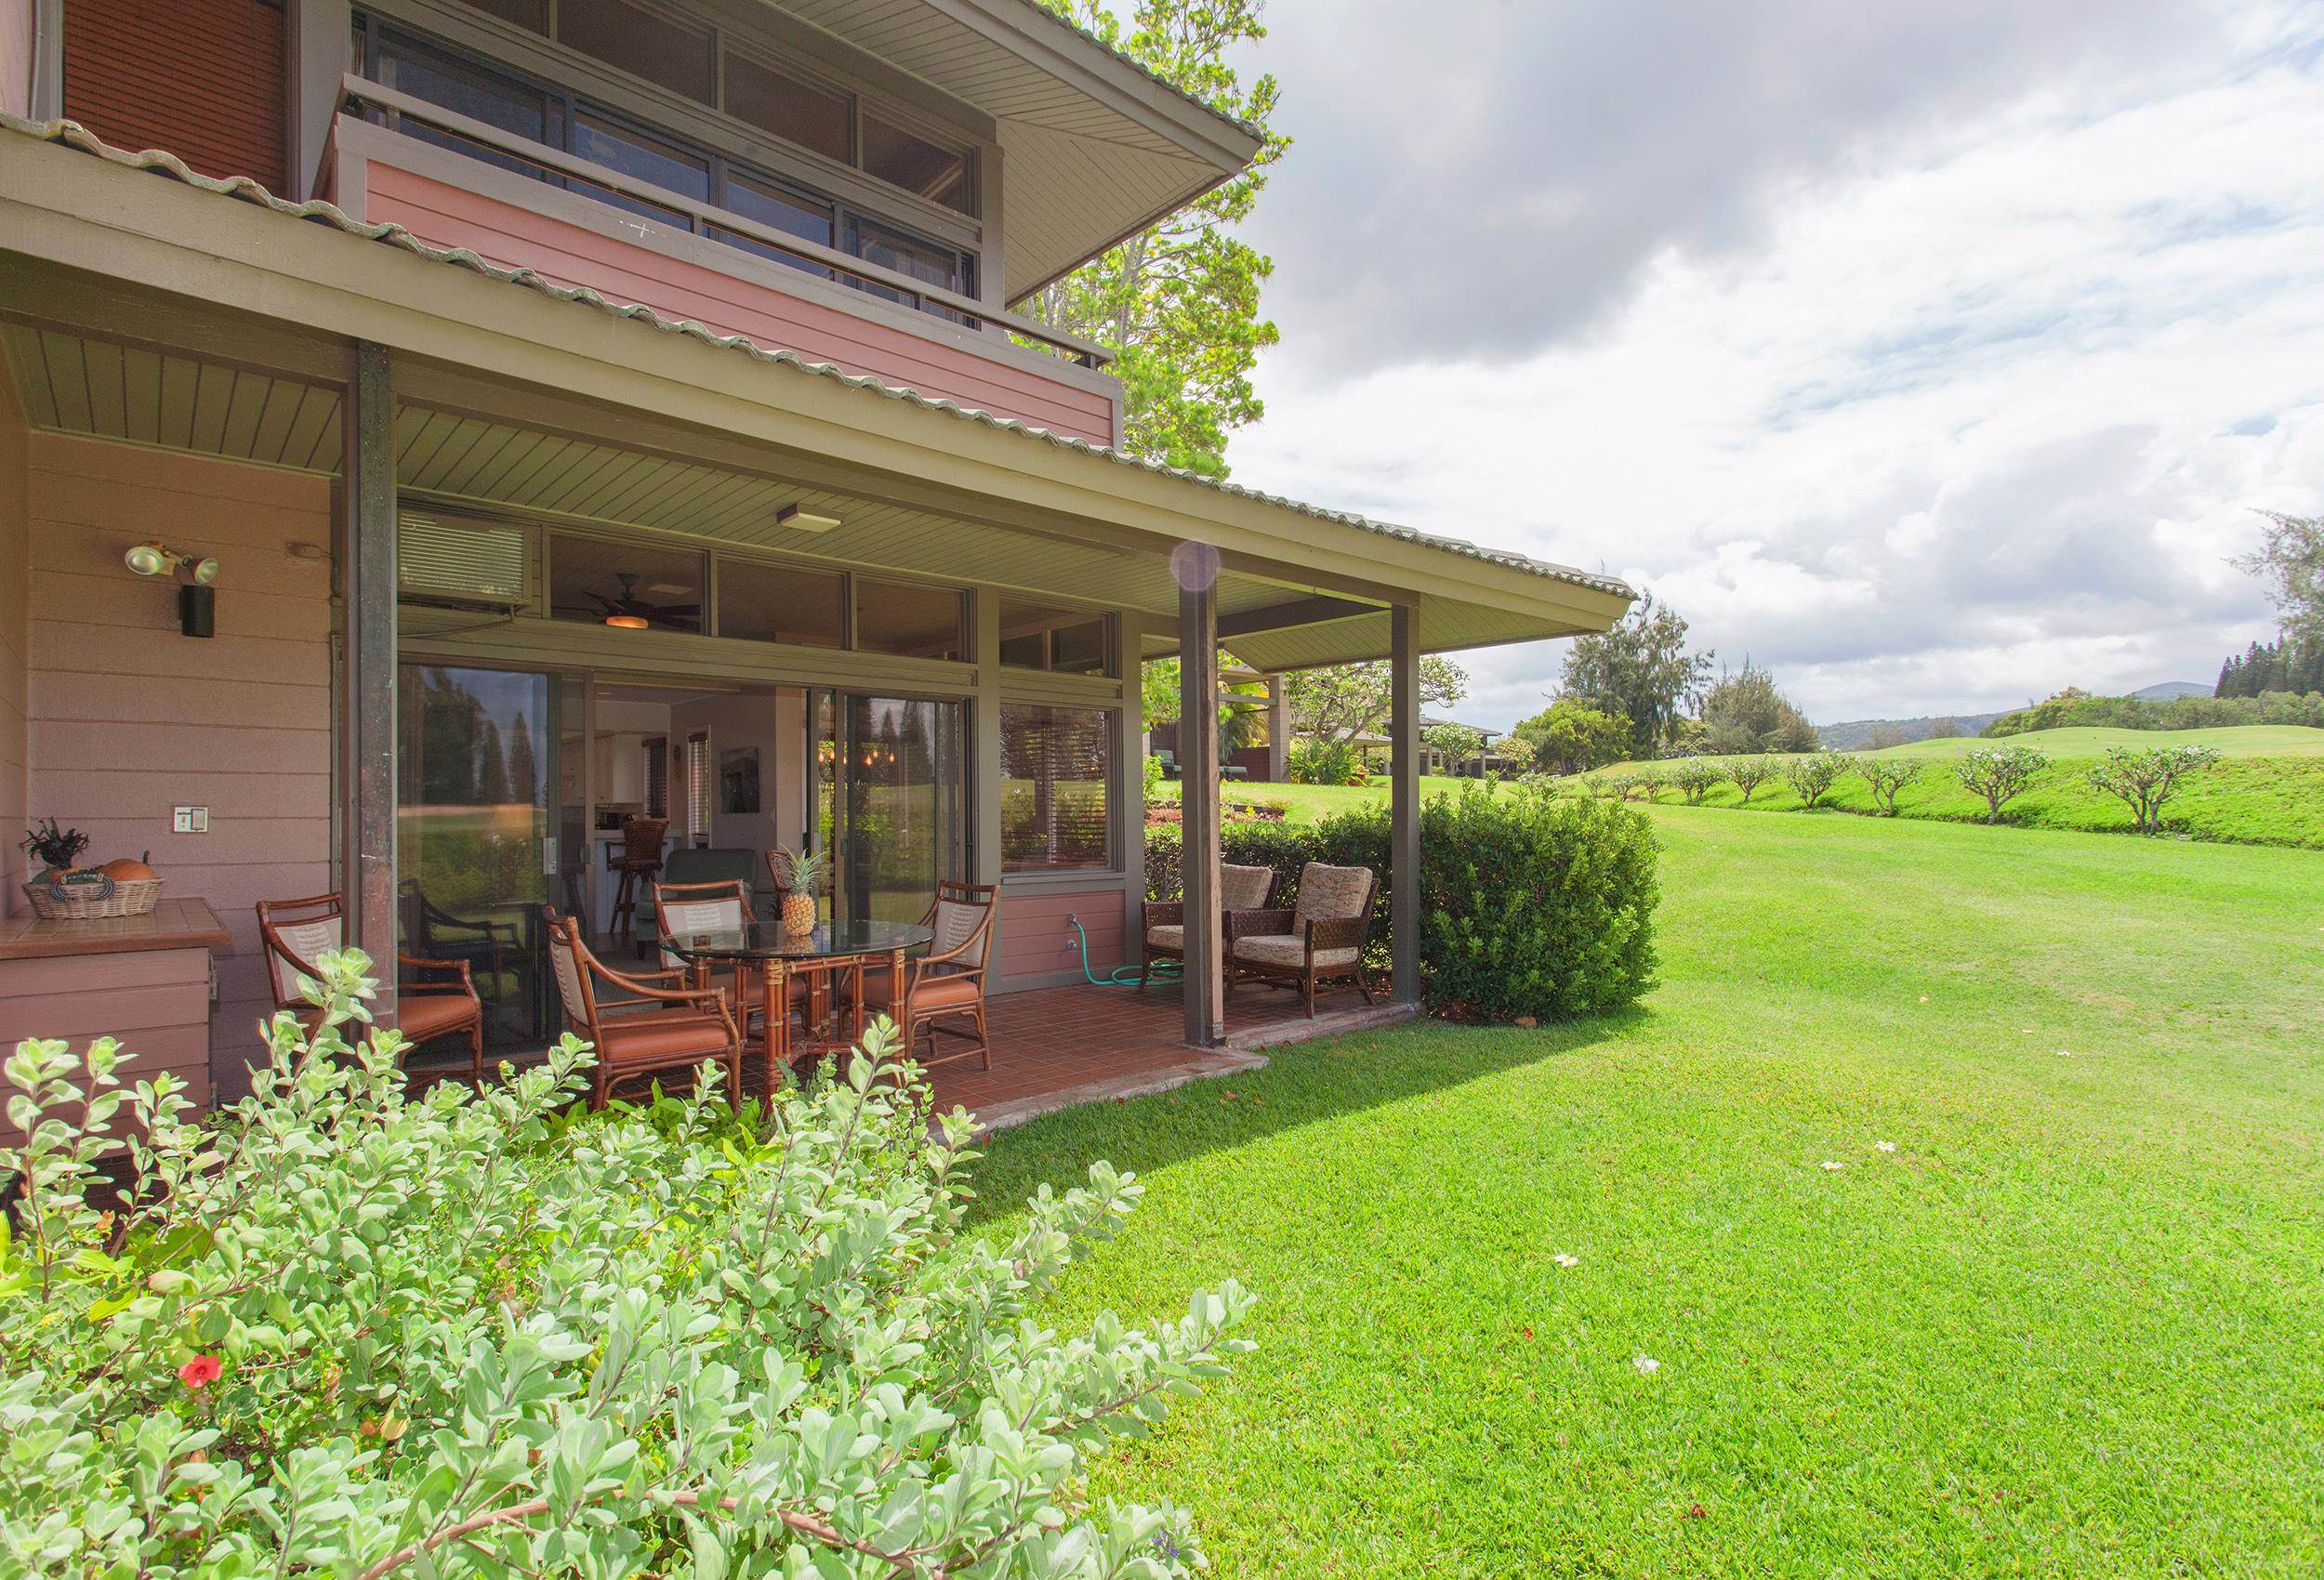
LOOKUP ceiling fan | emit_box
[560,572,701,631]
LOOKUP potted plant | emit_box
[775,845,825,936]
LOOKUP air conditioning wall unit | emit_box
[397,513,531,609]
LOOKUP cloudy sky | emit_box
[1218,0,2324,729]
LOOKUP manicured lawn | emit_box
[971,808,2324,1575]
[1175,726,2324,847]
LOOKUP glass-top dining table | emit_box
[662,917,933,1084]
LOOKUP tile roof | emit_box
[0,112,1632,605]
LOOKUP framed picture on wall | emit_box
[720,745,760,815]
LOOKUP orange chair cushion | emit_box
[597,1013,734,1066]
[904,973,984,1014]
[395,992,480,1045]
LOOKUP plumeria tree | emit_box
[1855,757,1923,816]
[2087,744,2221,834]
[1782,754,1847,810]
[1954,744,2049,823]
[0,952,1250,1577]
[1727,756,1776,806]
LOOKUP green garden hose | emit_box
[1070,915,1177,986]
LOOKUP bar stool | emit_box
[608,817,669,941]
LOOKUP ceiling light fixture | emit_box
[603,612,652,630]
[775,503,842,533]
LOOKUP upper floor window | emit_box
[357,17,976,314]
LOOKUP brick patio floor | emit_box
[428,976,1410,1131]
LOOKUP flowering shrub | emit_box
[0,952,1250,1577]
[1727,757,1776,805]
[1664,757,1725,806]
[1781,754,1847,810]
[2086,743,2222,833]
[1954,744,2049,823]
[1853,757,1924,816]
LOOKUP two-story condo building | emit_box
[0,0,1631,1136]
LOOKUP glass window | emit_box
[722,52,852,165]
[715,170,836,275]
[862,114,971,214]
[845,216,970,321]
[853,580,967,662]
[557,0,713,103]
[574,109,710,213]
[717,558,845,647]
[1000,705,1113,872]
[997,599,1113,675]
[548,533,705,633]
[376,30,558,177]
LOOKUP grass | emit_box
[1169,726,2324,848]
[971,809,2324,1575]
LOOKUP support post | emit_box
[339,341,398,1018]
[1390,603,1420,1005]
[1177,545,1223,1047]
[1265,673,1288,782]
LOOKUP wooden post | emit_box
[339,341,398,1018]
[1177,544,1223,1047]
[1390,603,1420,1005]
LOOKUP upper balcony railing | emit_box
[337,74,1114,373]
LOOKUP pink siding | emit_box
[360,157,1117,446]
[0,949,213,1152]
[0,361,26,918]
[998,887,1127,985]
[23,435,334,1099]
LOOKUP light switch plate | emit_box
[173,806,210,834]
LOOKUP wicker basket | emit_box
[20,875,164,921]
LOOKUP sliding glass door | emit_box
[396,664,559,1053]
[813,693,967,924]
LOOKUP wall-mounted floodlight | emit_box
[123,542,221,637]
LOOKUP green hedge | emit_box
[1146,782,1658,1020]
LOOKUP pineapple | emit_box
[778,845,825,935]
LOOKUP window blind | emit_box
[999,705,1112,872]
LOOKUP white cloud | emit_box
[1226,2,2324,726]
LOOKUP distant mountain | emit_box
[1816,711,2008,751]
[2129,681,2212,701]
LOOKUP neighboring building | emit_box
[0,0,1632,1129]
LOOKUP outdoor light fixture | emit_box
[124,541,221,638]
[775,503,841,533]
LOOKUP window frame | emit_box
[997,702,1119,876]
[355,6,979,260]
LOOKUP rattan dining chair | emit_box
[255,891,485,1080]
[545,908,743,1109]
[857,880,997,1070]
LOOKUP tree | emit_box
[1926,716,1963,740]
[1954,744,2049,823]
[1854,757,1922,816]
[1142,653,1266,744]
[2087,744,2221,834]
[1512,699,1632,776]
[1423,722,1486,770]
[1728,756,1776,806]
[1782,754,1846,810]
[2237,510,2324,645]
[1285,656,1468,745]
[1665,757,1724,806]
[1697,659,1818,755]
[1024,0,1286,477]
[1561,590,1714,758]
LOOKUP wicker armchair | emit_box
[858,881,997,1070]
[1226,862,1380,1018]
[1138,862,1278,990]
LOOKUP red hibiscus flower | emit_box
[178,1355,222,1389]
